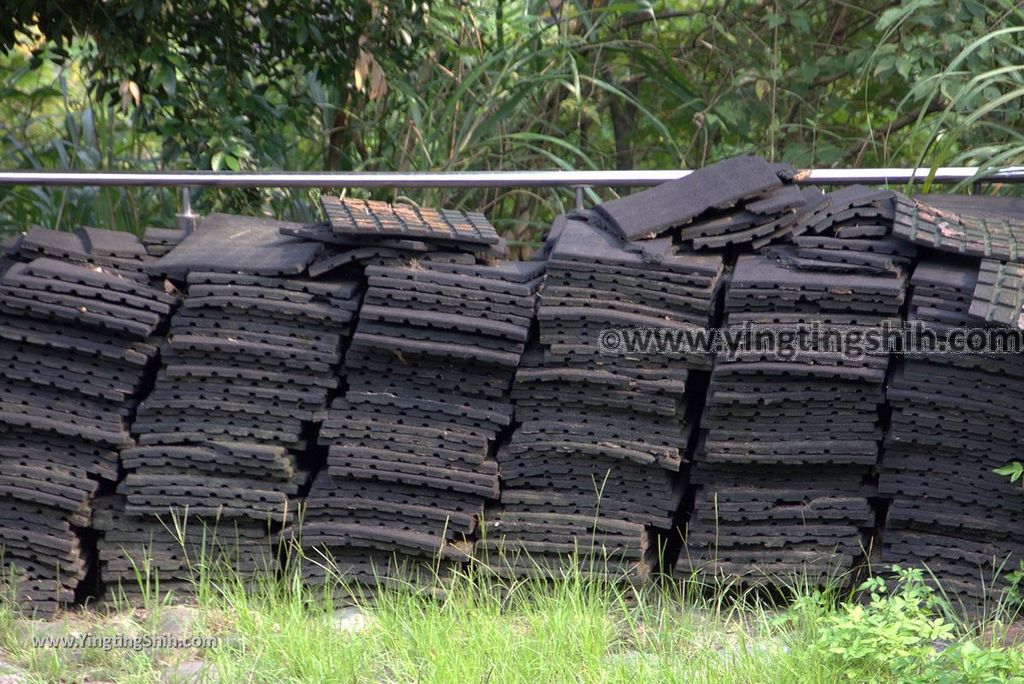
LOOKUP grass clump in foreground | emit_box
[0,556,1022,683]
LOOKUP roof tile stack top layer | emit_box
[100,214,361,603]
[297,206,539,593]
[0,228,178,615]
[141,226,186,258]
[795,185,896,238]
[879,258,1024,605]
[12,226,150,282]
[322,197,500,246]
[590,157,816,252]
[147,213,323,280]
[679,184,910,587]
[893,194,1024,262]
[297,196,508,276]
[480,218,725,581]
[958,196,1024,329]
[592,155,787,242]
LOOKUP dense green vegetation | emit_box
[2,1,1023,244]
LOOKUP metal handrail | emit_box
[1,166,1024,188]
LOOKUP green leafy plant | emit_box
[815,565,1024,683]
[913,641,1024,684]
[994,461,1024,485]
[816,566,954,680]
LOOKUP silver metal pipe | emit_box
[793,166,1024,185]
[175,187,200,234]
[1,166,1023,188]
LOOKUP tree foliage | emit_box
[0,1,425,172]
[0,0,1022,242]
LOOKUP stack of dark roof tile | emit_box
[591,156,785,242]
[589,156,813,251]
[8,154,1024,614]
[958,192,1024,327]
[0,228,177,615]
[679,187,910,586]
[970,258,1024,329]
[480,218,724,581]
[769,234,914,275]
[880,195,1024,603]
[676,185,826,251]
[97,214,360,601]
[969,259,1024,328]
[879,258,1024,605]
[794,185,896,238]
[9,226,151,282]
[297,255,538,592]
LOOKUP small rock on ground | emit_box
[331,606,371,634]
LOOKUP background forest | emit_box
[1,0,1022,247]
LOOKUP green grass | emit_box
[1,549,1022,683]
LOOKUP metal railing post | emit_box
[175,187,200,234]
[574,186,586,211]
